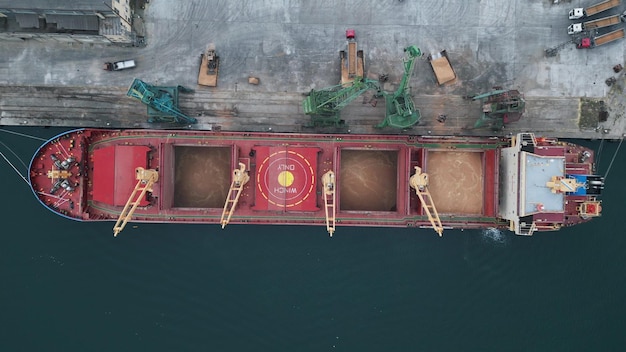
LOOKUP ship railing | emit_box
[517,221,537,236]
[518,132,537,148]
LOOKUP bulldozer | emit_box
[198,44,219,87]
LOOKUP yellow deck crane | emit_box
[322,170,336,236]
[409,166,443,236]
[220,163,250,228]
[113,167,159,237]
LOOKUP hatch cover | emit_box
[254,146,319,211]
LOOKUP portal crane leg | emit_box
[322,171,336,236]
[113,167,159,237]
[220,163,250,228]
[409,166,443,236]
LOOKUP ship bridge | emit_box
[498,133,603,235]
[499,134,566,235]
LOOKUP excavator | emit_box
[302,45,422,129]
[198,44,219,87]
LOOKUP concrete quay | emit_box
[1,0,625,140]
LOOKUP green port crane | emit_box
[302,45,422,129]
[126,78,197,124]
[302,76,382,127]
[377,45,422,129]
[469,89,525,130]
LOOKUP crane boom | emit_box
[302,45,422,129]
[470,89,525,129]
[322,171,336,236]
[393,46,421,99]
[377,45,422,129]
[113,167,159,237]
[220,163,250,228]
[302,76,382,126]
[409,166,443,236]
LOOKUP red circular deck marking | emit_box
[257,150,315,208]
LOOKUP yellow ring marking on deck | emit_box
[277,170,295,187]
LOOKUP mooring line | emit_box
[0,128,47,141]
[603,137,623,182]
[0,140,28,171]
[596,136,604,169]
[0,149,29,186]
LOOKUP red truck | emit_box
[576,28,625,48]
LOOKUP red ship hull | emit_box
[29,129,603,236]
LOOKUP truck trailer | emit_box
[577,28,625,48]
[569,0,621,19]
[428,50,457,86]
[568,14,623,34]
[340,29,364,85]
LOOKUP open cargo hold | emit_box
[29,129,604,236]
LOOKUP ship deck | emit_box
[535,140,598,229]
[28,128,604,234]
[29,129,509,233]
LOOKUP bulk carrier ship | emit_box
[28,129,604,236]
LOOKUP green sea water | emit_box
[1,127,625,351]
